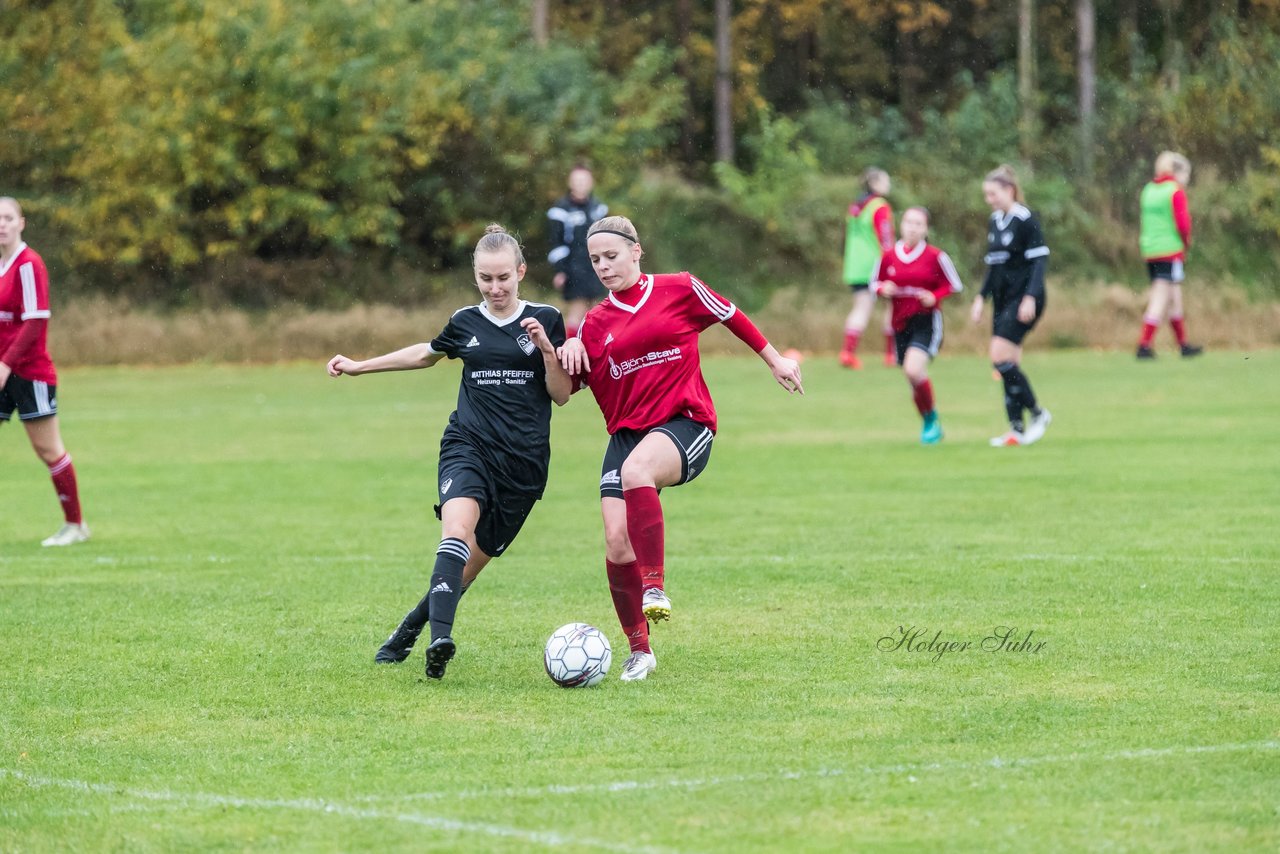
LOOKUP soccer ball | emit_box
[544,623,612,687]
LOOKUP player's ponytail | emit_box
[474,223,526,267]
[984,165,1024,203]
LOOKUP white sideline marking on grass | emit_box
[362,739,1280,804]
[0,769,672,854]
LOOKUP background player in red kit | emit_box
[1135,151,1202,359]
[839,167,896,369]
[0,197,89,547]
[871,207,964,444]
[557,216,804,682]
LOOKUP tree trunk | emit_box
[1076,0,1096,179]
[675,0,697,166]
[1018,0,1037,161]
[532,0,549,47]
[714,0,734,164]
[1161,0,1182,92]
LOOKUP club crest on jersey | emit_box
[887,265,896,276]
[516,334,536,356]
[441,477,453,494]
[1001,232,1013,246]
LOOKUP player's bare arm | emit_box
[521,316,572,406]
[327,343,442,377]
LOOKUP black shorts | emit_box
[848,282,871,293]
[0,374,57,422]
[599,416,715,499]
[563,273,606,302]
[434,438,539,558]
[895,311,944,364]
[992,295,1045,346]
[1147,260,1185,283]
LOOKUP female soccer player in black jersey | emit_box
[968,165,1052,447]
[327,224,571,679]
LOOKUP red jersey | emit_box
[871,241,964,331]
[575,272,738,434]
[0,243,56,384]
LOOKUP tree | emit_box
[1077,0,1096,179]
[714,0,734,163]
[1018,0,1038,160]
[532,0,548,46]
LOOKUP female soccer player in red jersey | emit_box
[557,216,804,682]
[0,197,89,547]
[329,225,571,679]
[871,207,964,444]
[1135,152,1202,359]
[840,167,897,369]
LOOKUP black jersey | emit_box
[547,194,609,297]
[429,301,566,498]
[981,204,1050,310]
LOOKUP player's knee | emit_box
[619,457,657,491]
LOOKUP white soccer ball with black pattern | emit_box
[544,623,611,687]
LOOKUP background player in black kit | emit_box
[327,224,570,679]
[969,165,1052,447]
[547,165,609,337]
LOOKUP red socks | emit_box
[1170,315,1187,346]
[842,330,860,354]
[622,486,665,590]
[606,559,650,654]
[48,453,82,524]
[911,378,935,417]
[1139,316,1159,348]
[884,332,896,361]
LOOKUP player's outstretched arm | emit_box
[327,344,441,377]
[969,295,985,324]
[521,317,572,406]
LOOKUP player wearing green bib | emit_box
[1136,152,1202,359]
[839,168,896,369]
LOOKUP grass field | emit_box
[2,350,1278,852]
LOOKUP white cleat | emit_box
[619,651,657,682]
[1021,409,1052,445]
[989,431,1025,447]
[641,587,672,623]
[42,522,91,547]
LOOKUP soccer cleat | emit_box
[989,431,1024,447]
[375,619,423,664]
[1180,343,1204,358]
[1021,409,1052,445]
[41,522,90,547]
[619,651,657,682]
[920,412,943,445]
[642,587,672,623]
[424,636,456,680]
[839,350,862,370]
[1136,345,1156,360]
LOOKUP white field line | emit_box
[0,768,672,854]
[358,739,1280,804]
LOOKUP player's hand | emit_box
[770,355,804,396]
[876,281,896,297]
[969,297,984,324]
[553,272,567,291]
[919,291,936,308]
[0,361,10,388]
[558,337,589,375]
[1017,295,1037,324]
[327,354,360,377]
[520,317,556,355]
